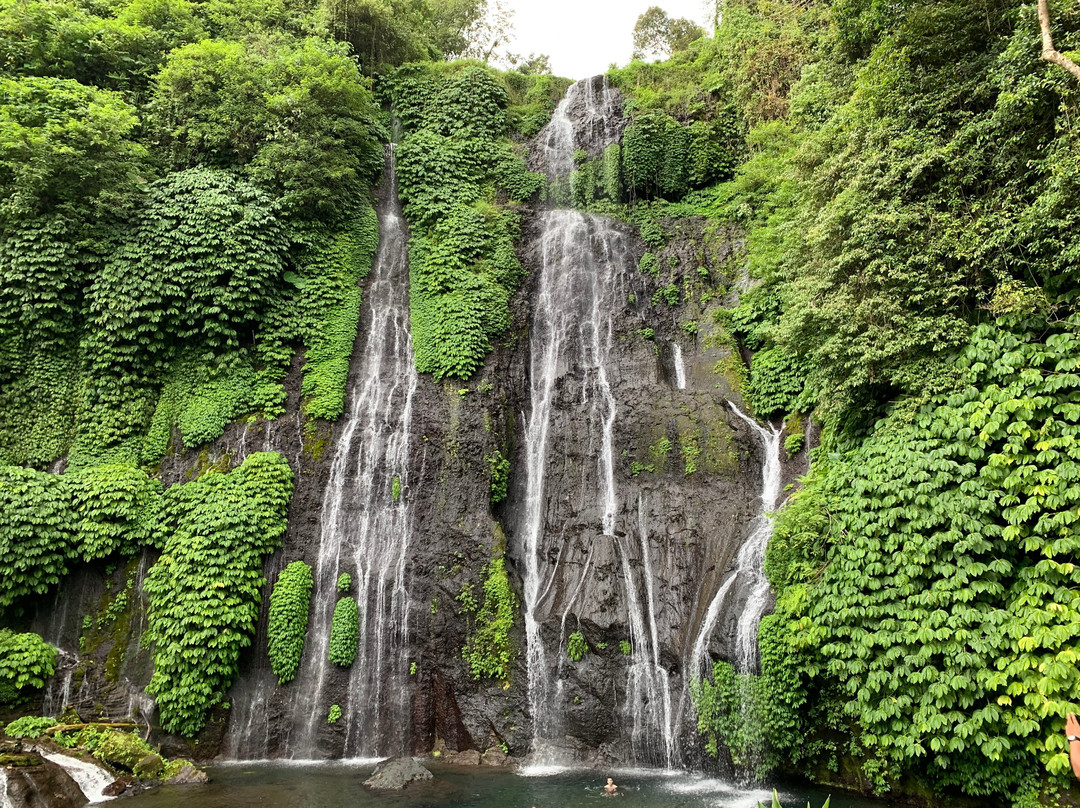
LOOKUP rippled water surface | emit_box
[110,762,897,808]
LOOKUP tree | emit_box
[507,52,551,75]
[150,37,384,218]
[458,0,514,63]
[0,77,147,222]
[632,6,705,60]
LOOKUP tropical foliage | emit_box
[267,561,314,684]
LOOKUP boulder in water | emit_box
[445,749,481,766]
[133,753,164,778]
[162,762,208,785]
[480,747,509,767]
[362,757,434,790]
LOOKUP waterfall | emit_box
[673,344,687,390]
[619,495,677,767]
[293,144,418,759]
[524,76,688,767]
[519,208,631,764]
[535,76,623,202]
[688,404,782,677]
[218,145,417,760]
[41,752,116,803]
[0,768,8,808]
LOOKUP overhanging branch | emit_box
[1038,0,1080,82]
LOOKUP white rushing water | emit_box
[688,403,783,677]
[519,208,630,764]
[293,145,418,758]
[0,768,8,808]
[619,495,677,767]
[673,344,687,390]
[41,752,116,803]
[273,145,417,759]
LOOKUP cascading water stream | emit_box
[217,145,417,760]
[522,77,686,768]
[619,495,677,767]
[292,144,418,759]
[520,208,630,764]
[673,344,687,390]
[688,404,782,677]
[41,752,116,803]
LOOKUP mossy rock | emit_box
[95,729,155,771]
[133,753,164,778]
[0,753,41,767]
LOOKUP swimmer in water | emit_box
[604,777,618,795]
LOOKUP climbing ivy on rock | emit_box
[267,561,313,684]
[460,557,517,681]
[328,596,359,667]
[68,464,164,561]
[0,630,57,704]
[73,168,288,465]
[143,452,293,737]
[386,62,543,380]
[0,466,75,611]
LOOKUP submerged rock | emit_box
[362,757,434,790]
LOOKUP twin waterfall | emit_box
[35,80,786,773]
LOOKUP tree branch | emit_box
[1038,0,1080,82]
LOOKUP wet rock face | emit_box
[495,209,770,765]
[4,757,89,808]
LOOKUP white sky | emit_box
[499,0,715,80]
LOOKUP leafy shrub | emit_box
[783,432,804,457]
[68,464,164,561]
[327,704,342,724]
[486,450,510,504]
[566,630,589,663]
[296,204,381,422]
[638,252,659,277]
[0,76,147,222]
[619,640,632,655]
[0,630,57,704]
[74,169,288,464]
[267,561,314,684]
[745,346,806,419]
[386,63,539,381]
[4,715,56,738]
[460,558,517,681]
[328,597,359,667]
[0,467,75,610]
[691,660,766,768]
[763,320,1080,794]
[151,37,384,220]
[143,452,294,736]
[336,573,352,593]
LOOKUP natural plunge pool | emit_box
[107,762,898,808]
